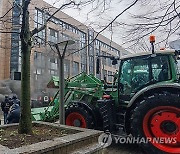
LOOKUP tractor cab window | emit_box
[119,55,171,96]
[119,59,133,94]
[131,59,149,91]
[151,56,171,82]
[175,59,180,75]
[120,58,149,94]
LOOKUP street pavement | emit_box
[107,143,144,154]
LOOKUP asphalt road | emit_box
[107,143,145,154]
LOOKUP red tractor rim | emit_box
[66,112,87,128]
[143,106,180,153]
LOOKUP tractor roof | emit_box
[121,49,175,60]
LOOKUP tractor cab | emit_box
[118,50,178,102]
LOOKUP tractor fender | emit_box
[124,83,180,134]
[127,83,180,108]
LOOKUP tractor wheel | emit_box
[130,93,180,154]
[65,104,94,129]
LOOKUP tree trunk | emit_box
[18,0,32,134]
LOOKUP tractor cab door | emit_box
[118,55,171,103]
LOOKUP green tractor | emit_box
[64,43,180,153]
[32,37,180,153]
[100,49,180,154]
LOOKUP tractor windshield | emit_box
[119,55,171,95]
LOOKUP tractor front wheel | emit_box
[65,104,94,129]
[130,93,180,154]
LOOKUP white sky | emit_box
[43,0,179,52]
[43,0,134,45]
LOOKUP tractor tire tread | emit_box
[129,92,180,154]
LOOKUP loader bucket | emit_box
[31,106,54,121]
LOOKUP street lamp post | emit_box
[54,40,75,124]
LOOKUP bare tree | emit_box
[0,0,81,134]
[59,0,180,52]
[112,0,180,51]
[19,0,83,134]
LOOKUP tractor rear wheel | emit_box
[65,104,94,129]
[130,93,180,154]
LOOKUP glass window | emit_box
[34,9,45,44]
[108,71,112,82]
[50,57,56,63]
[96,48,100,55]
[120,58,149,94]
[37,68,41,75]
[131,58,149,90]
[81,64,86,72]
[102,51,106,65]
[89,66,94,74]
[34,51,46,69]
[58,20,63,25]
[64,60,70,78]
[120,60,133,94]
[151,56,171,81]
[89,56,94,63]
[177,60,180,74]
[49,57,57,70]
[37,11,43,24]
[107,53,111,66]
[49,28,58,43]
[73,62,79,75]
[51,70,55,75]
[119,55,171,95]
[103,70,107,79]
[50,29,56,37]
[34,52,42,62]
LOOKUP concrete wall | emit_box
[0,122,106,154]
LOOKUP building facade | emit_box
[0,0,12,79]
[0,0,130,95]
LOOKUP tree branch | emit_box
[31,1,76,36]
[0,6,14,19]
[66,0,138,57]
[0,31,20,34]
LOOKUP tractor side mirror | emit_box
[96,58,100,74]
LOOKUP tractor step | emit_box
[100,106,109,130]
[97,99,116,131]
[112,122,127,136]
[115,106,127,132]
[114,123,125,132]
[116,113,125,124]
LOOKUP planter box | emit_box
[0,121,106,154]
